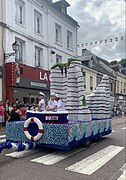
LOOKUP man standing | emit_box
[37,92,45,112]
[46,93,57,112]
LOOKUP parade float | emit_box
[0,58,112,152]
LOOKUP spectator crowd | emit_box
[0,92,65,131]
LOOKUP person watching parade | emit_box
[8,104,22,121]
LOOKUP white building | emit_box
[0,0,79,103]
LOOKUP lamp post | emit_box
[4,41,19,59]
[2,41,19,102]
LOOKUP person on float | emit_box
[37,92,45,112]
[46,93,57,112]
[55,94,65,111]
[8,104,22,121]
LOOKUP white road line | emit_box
[65,145,125,175]
[5,149,40,158]
[111,164,126,180]
[0,134,6,139]
[31,147,86,165]
[118,170,126,180]
[0,138,6,142]
[121,127,126,130]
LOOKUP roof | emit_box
[52,0,78,26]
[80,49,116,79]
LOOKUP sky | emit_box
[53,0,126,62]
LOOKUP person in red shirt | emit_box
[0,101,5,131]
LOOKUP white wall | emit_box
[4,0,78,70]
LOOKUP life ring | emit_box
[24,117,44,142]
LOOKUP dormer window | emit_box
[61,5,66,14]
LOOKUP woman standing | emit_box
[8,104,22,121]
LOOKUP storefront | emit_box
[0,66,3,101]
[6,62,50,105]
[115,93,126,107]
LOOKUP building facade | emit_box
[110,64,126,106]
[80,49,117,109]
[0,0,78,103]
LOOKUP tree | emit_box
[118,58,126,67]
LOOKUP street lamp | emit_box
[4,41,19,59]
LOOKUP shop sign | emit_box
[16,77,50,90]
[119,96,123,100]
[40,72,49,81]
[0,66,3,78]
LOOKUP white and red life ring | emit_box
[24,117,44,142]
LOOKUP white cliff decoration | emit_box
[50,58,91,122]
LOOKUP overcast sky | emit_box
[53,0,125,62]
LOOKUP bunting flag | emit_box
[77,36,124,48]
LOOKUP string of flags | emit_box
[77,36,124,48]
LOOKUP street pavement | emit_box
[0,117,125,180]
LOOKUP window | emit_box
[15,0,25,25]
[35,46,43,67]
[124,83,126,94]
[67,30,73,50]
[90,76,93,90]
[83,72,86,90]
[117,81,119,93]
[121,82,123,93]
[34,10,42,35]
[61,5,66,14]
[56,54,62,63]
[15,38,25,62]
[55,23,62,45]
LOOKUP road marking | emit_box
[5,149,40,158]
[31,147,86,165]
[0,134,6,139]
[65,145,125,175]
[0,138,6,142]
[118,170,126,180]
[121,127,126,130]
[110,164,126,180]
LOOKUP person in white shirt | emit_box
[37,92,45,112]
[55,94,65,111]
[46,93,57,112]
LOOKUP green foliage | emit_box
[118,58,126,67]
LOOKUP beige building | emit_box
[115,71,126,106]
[110,64,126,106]
[81,65,97,96]
[80,49,117,109]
